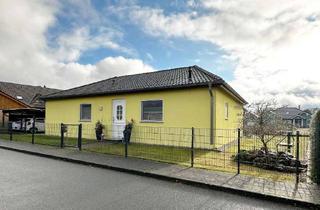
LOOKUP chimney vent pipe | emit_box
[188,67,192,82]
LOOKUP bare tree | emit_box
[243,100,289,154]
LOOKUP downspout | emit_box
[208,83,214,145]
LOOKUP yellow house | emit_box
[43,66,246,147]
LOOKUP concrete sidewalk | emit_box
[0,139,319,208]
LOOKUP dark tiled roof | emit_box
[43,65,247,104]
[275,107,311,120]
[0,81,61,108]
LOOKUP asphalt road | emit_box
[0,149,307,210]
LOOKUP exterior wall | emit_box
[0,93,26,110]
[0,93,27,127]
[46,88,210,127]
[213,87,243,145]
[214,87,243,130]
[45,87,244,147]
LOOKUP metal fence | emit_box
[0,123,62,146]
[0,122,311,183]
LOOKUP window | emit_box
[80,104,91,121]
[141,100,163,122]
[224,103,229,120]
[116,105,123,120]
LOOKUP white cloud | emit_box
[53,27,132,62]
[2,0,320,108]
[118,1,320,108]
[51,57,154,88]
[94,56,154,79]
[0,0,58,85]
[0,0,153,89]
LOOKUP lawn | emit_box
[0,133,93,147]
[0,133,61,146]
[83,140,300,182]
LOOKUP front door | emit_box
[112,99,126,139]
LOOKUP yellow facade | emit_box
[45,87,243,147]
[214,87,243,129]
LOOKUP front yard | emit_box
[0,133,308,182]
[84,141,302,182]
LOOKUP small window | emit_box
[80,104,91,121]
[224,103,229,120]
[141,100,163,122]
[116,105,123,120]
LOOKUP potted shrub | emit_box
[95,121,105,141]
[123,119,134,143]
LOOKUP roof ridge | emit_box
[109,65,194,78]
[278,107,302,111]
[192,65,224,82]
[44,65,197,97]
[0,80,59,91]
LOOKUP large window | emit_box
[141,100,163,122]
[80,104,91,121]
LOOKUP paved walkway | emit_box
[0,139,319,208]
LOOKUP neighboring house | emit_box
[43,66,247,146]
[0,81,60,127]
[275,107,312,128]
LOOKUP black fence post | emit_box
[31,115,35,144]
[287,132,291,153]
[237,128,241,175]
[78,124,82,151]
[9,122,12,141]
[125,139,128,158]
[191,127,194,167]
[60,123,64,148]
[296,131,300,184]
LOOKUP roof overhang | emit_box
[42,82,248,106]
[42,83,222,101]
[2,108,44,115]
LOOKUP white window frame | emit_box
[224,103,229,120]
[141,99,164,123]
[80,104,92,121]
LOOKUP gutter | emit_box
[208,83,214,145]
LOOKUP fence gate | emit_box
[61,123,82,149]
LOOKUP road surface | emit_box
[0,149,306,210]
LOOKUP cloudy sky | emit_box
[1,0,320,108]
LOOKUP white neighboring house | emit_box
[275,107,312,128]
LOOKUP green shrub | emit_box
[310,110,320,184]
